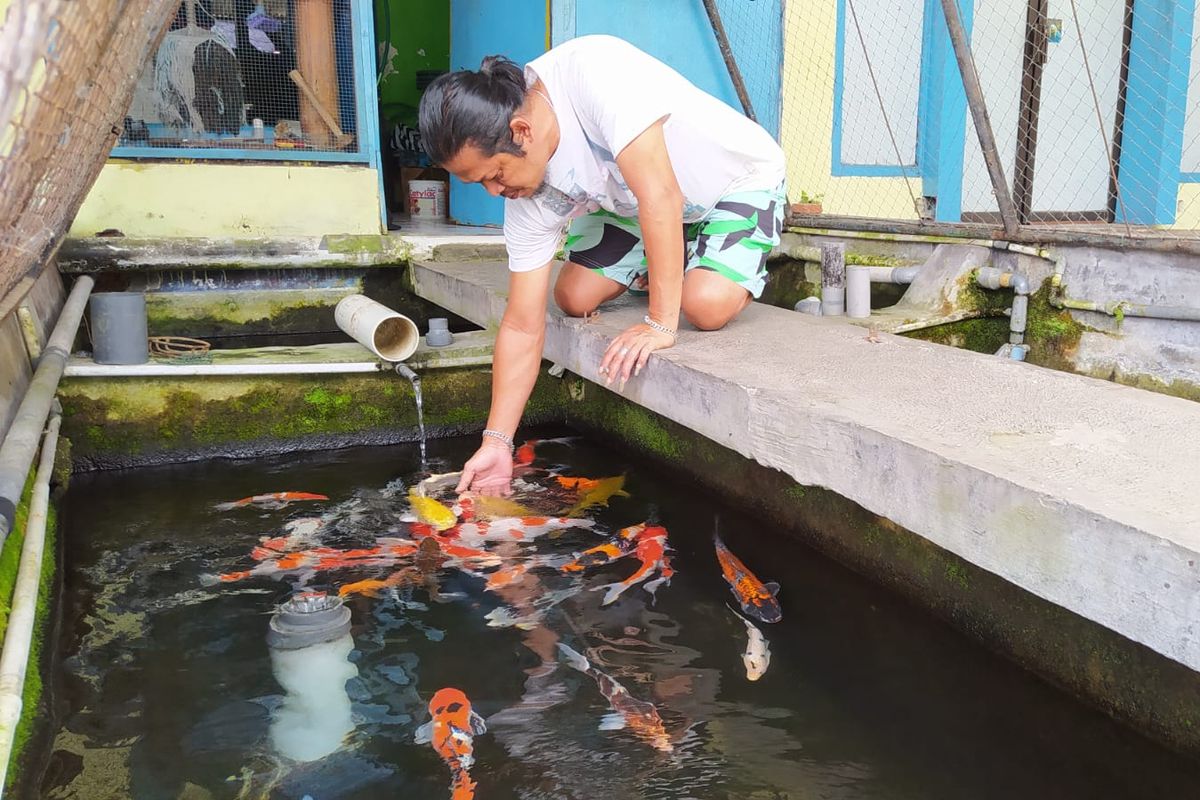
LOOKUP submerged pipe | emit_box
[0,276,93,543]
[0,406,61,792]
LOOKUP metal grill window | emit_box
[113,0,375,163]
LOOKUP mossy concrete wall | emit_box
[549,374,1200,760]
[57,369,558,470]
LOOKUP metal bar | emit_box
[64,361,385,377]
[701,0,757,122]
[938,0,1020,236]
[109,146,371,163]
[0,276,94,541]
[784,215,1200,256]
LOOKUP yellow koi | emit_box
[409,490,458,531]
[557,475,630,516]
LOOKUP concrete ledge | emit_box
[411,259,1200,676]
[63,332,496,377]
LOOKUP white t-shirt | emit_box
[504,35,786,272]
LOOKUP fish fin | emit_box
[469,710,488,736]
[596,581,628,607]
[556,642,591,673]
[764,581,781,597]
[643,574,671,600]
[413,721,433,744]
[598,712,626,731]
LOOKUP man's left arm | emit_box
[600,119,683,387]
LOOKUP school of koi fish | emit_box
[204,438,783,799]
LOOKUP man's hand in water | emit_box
[456,442,514,496]
[600,322,675,390]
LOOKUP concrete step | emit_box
[411,258,1200,674]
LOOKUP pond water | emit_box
[36,433,1200,799]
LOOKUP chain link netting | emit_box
[118,0,363,154]
[0,0,178,301]
[719,0,1200,240]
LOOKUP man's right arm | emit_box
[456,262,552,495]
[486,263,552,439]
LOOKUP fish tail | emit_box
[556,642,592,673]
[212,501,239,512]
[597,581,629,607]
[198,573,222,587]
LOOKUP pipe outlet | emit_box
[335,294,419,362]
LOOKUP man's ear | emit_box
[510,115,532,148]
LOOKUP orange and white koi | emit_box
[203,539,421,585]
[713,533,781,624]
[214,491,329,511]
[557,643,672,752]
[415,688,488,800]
[596,526,674,606]
[251,517,325,560]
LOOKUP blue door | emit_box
[449,0,549,225]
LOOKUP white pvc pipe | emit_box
[0,409,61,793]
[334,295,419,362]
[845,265,871,318]
[64,361,384,377]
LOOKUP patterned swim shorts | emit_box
[562,183,785,299]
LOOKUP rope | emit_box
[844,0,920,216]
[1067,0,1133,238]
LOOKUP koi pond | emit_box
[33,433,1200,799]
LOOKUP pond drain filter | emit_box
[267,591,351,651]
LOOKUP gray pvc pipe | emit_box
[866,266,919,284]
[0,276,93,542]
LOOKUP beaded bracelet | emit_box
[481,429,514,450]
[643,315,677,338]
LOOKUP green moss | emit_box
[759,260,819,310]
[1024,284,1086,372]
[946,561,970,590]
[902,317,1009,353]
[785,484,807,500]
[845,253,916,267]
[0,470,56,789]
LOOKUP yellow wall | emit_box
[1173,184,1200,230]
[71,162,383,238]
[780,4,919,220]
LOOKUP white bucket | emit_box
[334,294,419,362]
[408,179,447,220]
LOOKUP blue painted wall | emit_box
[1115,0,1195,224]
[560,0,782,137]
[449,0,548,226]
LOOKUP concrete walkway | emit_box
[412,259,1200,674]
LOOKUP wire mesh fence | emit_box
[719,0,1200,241]
[0,0,178,303]
[118,0,364,156]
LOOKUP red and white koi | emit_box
[595,526,674,606]
[557,643,673,752]
[214,491,329,512]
